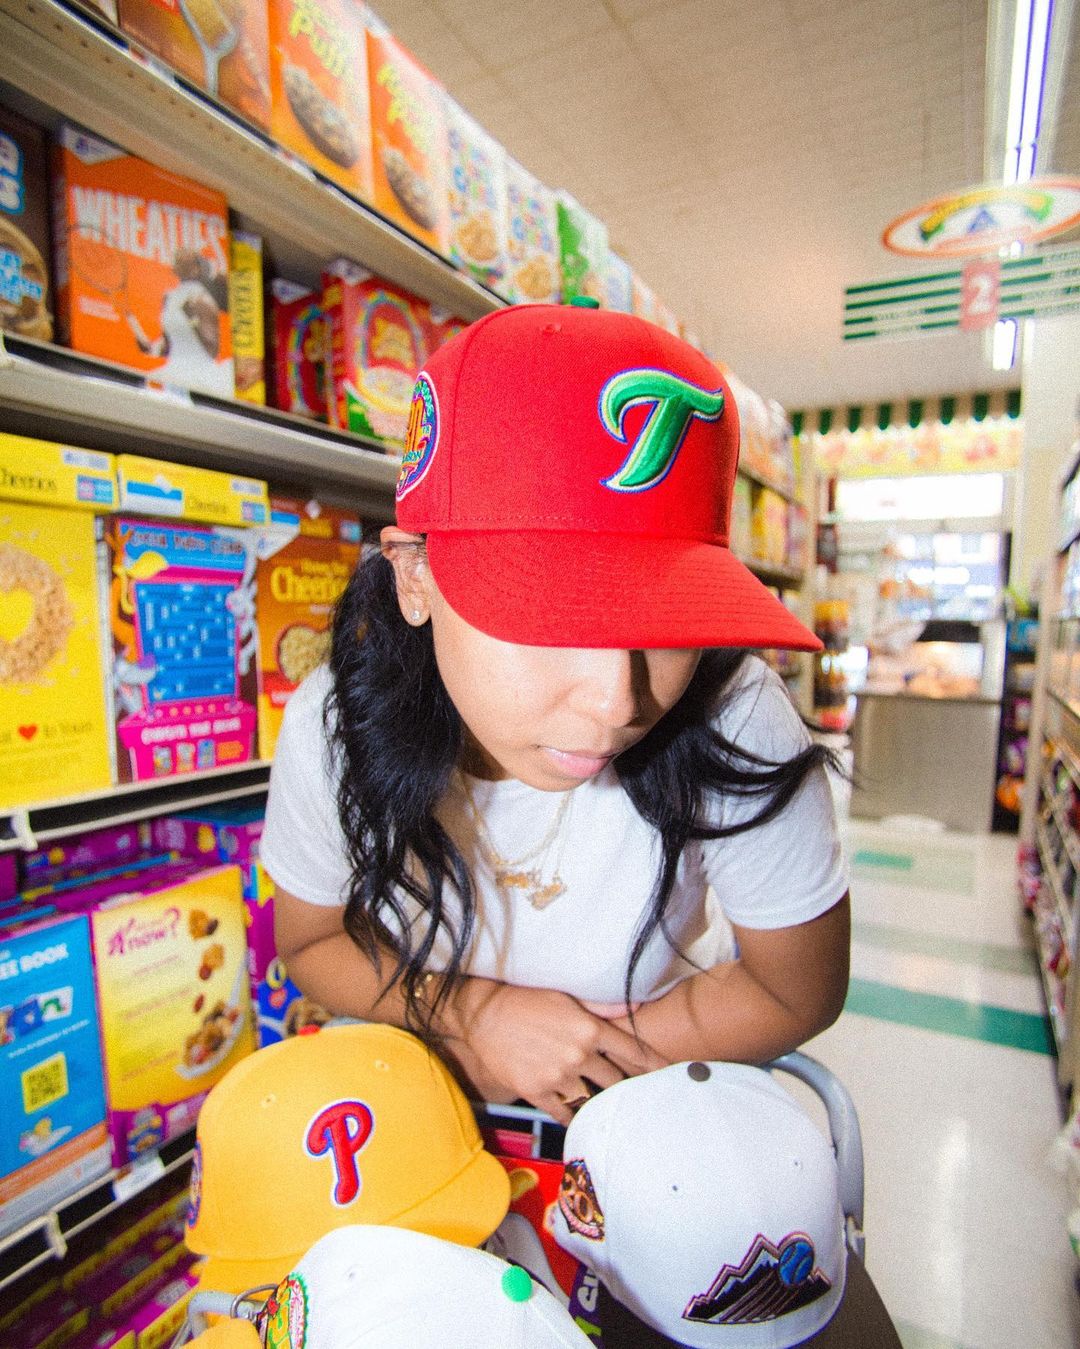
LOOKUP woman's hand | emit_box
[442,979,668,1125]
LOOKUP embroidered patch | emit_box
[185,1141,202,1228]
[558,1158,605,1240]
[305,1099,375,1207]
[261,1273,309,1349]
[683,1232,831,1326]
[396,372,440,500]
[598,367,724,493]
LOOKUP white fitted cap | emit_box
[254,1225,594,1348]
[551,1062,847,1349]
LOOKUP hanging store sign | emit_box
[844,243,1080,341]
[811,416,1022,479]
[882,178,1080,257]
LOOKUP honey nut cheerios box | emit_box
[498,156,560,306]
[266,0,373,202]
[51,125,234,399]
[322,257,430,447]
[0,500,114,810]
[255,495,360,760]
[366,18,450,256]
[117,0,271,130]
[84,861,255,1167]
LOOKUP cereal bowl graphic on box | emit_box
[105,517,258,782]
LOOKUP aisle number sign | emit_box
[882,178,1080,257]
[844,243,1080,342]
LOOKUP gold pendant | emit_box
[528,877,566,910]
[495,869,566,910]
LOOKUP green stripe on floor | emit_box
[851,920,1038,976]
[847,836,977,895]
[845,977,1054,1054]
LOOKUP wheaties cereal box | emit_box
[228,230,266,404]
[0,105,53,342]
[268,278,327,420]
[555,192,608,305]
[0,502,113,810]
[443,94,507,287]
[499,156,559,305]
[0,912,111,1240]
[86,863,255,1166]
[104,516,258,783]
[266,0,373,202]
[255,496,359,760]
[366,21,450,255]
[322,258,429,446]
[51,126,234,398]
[117,0,271,130]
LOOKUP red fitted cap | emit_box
[395,303,820,652]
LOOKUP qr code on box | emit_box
[22,1052,68,1114]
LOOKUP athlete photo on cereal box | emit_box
[51,125,234,399]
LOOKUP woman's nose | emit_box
[570,649,642,727]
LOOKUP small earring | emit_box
[411,609,423,623]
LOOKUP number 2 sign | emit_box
[960,259,1001,331]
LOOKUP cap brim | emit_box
[426,532,822,651]
[193,1148,511,1297]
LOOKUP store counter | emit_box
[848,690,1002,832]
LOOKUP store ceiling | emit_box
[369,0,1079,410]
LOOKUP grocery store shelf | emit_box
[0,334,400,511]
[0,0,502,322]
[737,464,803,505]
[1043,773,1080,876]
[745,559,806,589]
[0,761,271,853]
[0,1128,195,1292]
[1036,819,1075,947]
[1032,915,1067,1055]
[1049,687,1080,721]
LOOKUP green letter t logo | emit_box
[599,368,725,493]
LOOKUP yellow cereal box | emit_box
[256,496,360,758]
[0,501,113,810]
[116,455,269,527]
[228,230,266,404]
[0,434,117,511]
[88,862,256,1166]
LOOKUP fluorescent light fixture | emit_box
[1003,0,1054,183]
[992,317,1019,368]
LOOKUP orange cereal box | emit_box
[255,496,360,759]
[117,0,271,130]
[266,0,373,202]
[366,20,450,255]
[51,126,234,399]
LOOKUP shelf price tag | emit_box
[112,1152,166,1204]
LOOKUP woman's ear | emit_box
[380,527,432,626]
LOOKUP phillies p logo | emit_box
[305,1100,374,1206]
[599,368,725,492]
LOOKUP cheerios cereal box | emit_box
[104,516,258,783]
[266,0,373,202]
[51,125,234,398]
[117,0,271,129]
[255,495,359,760]
[0,433,117,511]
[443,94,508,287]
[0,911,111,1239]
[555,191,609,306]
[0,501,113,810]
[498,156,560,305]
[322,257,430,447]
[267,278,328,420]
[366,19,450,255]
[228,230,266,404]
[86,862,255,1167]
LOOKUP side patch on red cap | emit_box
[397,373,440,500]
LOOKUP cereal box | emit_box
[116,455,269,527]
[255,954,330,1046]
[555,192,608,306]
[0,104,53,342]
[630,272,656,324]
[80,1261,202,1349]
[443,94,507,287]
[0,912,111,1240]
[266,0,373,201]
[255,495,359,758]
[0,853,15,903]
[20,821,155,888]
[730,473,753,562]
[51,125,234,398]
[751,487,789,567]
[228,230,266,404]
[425,305,467,352]
[117,0,271,129]
[87,863,255,1166]
[499,157,560,305]
[322,258,430,446]
[0,502,113,810]
[604,252,633,314]
[104,516,258,783]
[0,433,117,512]
[268,278,327,420]
[366,21,450,255]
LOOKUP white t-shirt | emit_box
[260,657,848,1005]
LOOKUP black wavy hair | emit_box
[327,548,834,1031]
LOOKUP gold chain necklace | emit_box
[458,772,573,910]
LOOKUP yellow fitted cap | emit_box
[185,1024,511,1294]
[188,1322,261,1348]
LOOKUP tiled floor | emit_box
[796,819,1080,1348]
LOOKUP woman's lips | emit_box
[541,747,615,779]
